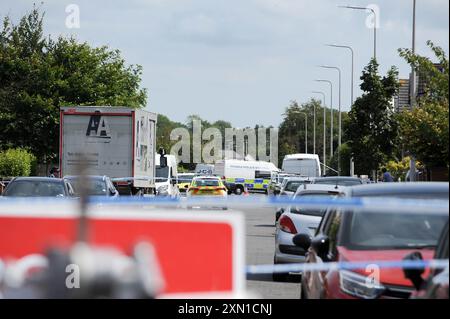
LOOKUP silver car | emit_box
[275,177,313,222]
[273,184,348,281]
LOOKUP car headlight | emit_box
[157,185,169,194]
[339,270,385,299]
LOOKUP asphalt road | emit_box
[242,201,301,299]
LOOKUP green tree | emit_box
[278,99,343,168]
[399,41,449,105]
[398,103,448,168]
[397,41,449,170]
[345,59,399,176]
[381,157,423,182]
[0,7,147,164]
[328,143,352,177]
[156,114,186,153]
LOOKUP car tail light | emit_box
[279,215,297,234]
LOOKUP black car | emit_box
[64,175,119,197]
[2,177,75,197]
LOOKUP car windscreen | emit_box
[284,181,307,193]
[178,175,194,183]
[342,210,448,250]
[156,166,169,182]
[193,179,220,187]
[291,193,337,216]
[314,179,362,186]
[3,180,66,197]
[69,179,107,196]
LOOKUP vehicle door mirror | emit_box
[292,233,312,251]
[403,252,426,290]
[311,235,330,261]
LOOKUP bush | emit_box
[381,157,423,182]
[0,148,37,177]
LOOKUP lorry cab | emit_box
[155,154,179,197]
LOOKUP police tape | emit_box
[246,259,450,275]
[0,196,448,215]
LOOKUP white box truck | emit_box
[59,106,157,194]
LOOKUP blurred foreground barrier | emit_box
[2,196,445,213]
[0,201,245,298]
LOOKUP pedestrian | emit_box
[381,168,394,183]
[49,167,60,178]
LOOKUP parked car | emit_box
[268,173,298,196]
[312,176,363,186]
[273,185,348,281]
[296,182,449,299]
[177,173,195,194]
[64,175,119,197]
[187,176,228,210]
[275,177,313,222]
[1,177,75,197]
[403,221,449,299]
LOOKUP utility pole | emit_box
[312,91,327,175]
[319,66,342,176]
[409,0,417,182]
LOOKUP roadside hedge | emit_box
[0,148,37,177]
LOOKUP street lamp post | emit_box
[315,79,334,167]
[326,44,355,106]
[410,0,417,181]
[312,91,327,174]
[339,5,377,60]
[319,66,342,176]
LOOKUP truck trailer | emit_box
[59,106,157,194]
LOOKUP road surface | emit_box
[243,204,300,299]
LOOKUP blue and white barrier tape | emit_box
[0,196,447,214]
[246,259,449,275]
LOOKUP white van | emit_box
[155,154,179,196]
[214,159,280,194]
[282,154,321,178]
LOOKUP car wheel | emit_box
[234,187,243,195]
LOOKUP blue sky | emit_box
[2,0,449,127]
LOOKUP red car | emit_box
[295,183,449,299]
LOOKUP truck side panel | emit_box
[133,109,157,188]
[61,111,133,178]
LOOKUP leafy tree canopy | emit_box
[345,59,399,175]
[0,6,147,162]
